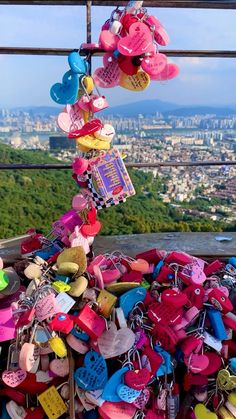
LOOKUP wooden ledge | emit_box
[94,232,236,258]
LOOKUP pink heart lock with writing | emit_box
[93,53,121,88]
[118,22,153,57]
[141,52,167,78]
[57,103,84,134]
[152,63,179,81]
[72,157,89,176]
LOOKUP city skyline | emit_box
[0,5,236,107]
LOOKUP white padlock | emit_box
[94,124,115,142]
[110,19,122,35]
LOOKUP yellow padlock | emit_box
[228,392,236,407]
[97,289,117,318]
[52,281,71,293]
[83,76,94,94]
[49,333,67,358]
[218,406,234,419]
[38,385,67,419]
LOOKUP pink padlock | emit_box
[72,194,88,211]
[0,306,16,342]
[88,94,109,113]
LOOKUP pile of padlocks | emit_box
[0,244,236,418]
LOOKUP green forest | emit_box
[0,144,235,238]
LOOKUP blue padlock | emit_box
[102,367,129,402]
[50,70,79,105]
[228,257,236,268]
[154,345,173,377]
[55,274,71,284]
[229,357,236,373]
[68,51,88,74]
[71,328,90,342]
[119,287,147,318]
[207,308,228,341]
[153,260,164,280]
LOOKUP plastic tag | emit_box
[55,292,75,313]
[38,385,67,419]
[203,331,222,352]
[85,148,135,210]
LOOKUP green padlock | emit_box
[0,269,9,291]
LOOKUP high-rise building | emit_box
[49,136,76,151]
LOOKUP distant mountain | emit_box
[164,106,236,117]
[103,100,236,117]
[9,101,236,118]
[102,99,180,117]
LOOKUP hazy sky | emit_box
[0,4,236,108]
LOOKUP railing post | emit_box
[86,0,92,74]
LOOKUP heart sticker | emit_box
[124,368,150,390]
[102,367,129,402]
[141,53,167,78]
[68,51,88,74]
[57,102,84,134]
[194,403,218,419]
[119,71,150,91]
[133,388,150,410]
[117,384,141,403]
[50,70,79,105]
[217,369,236,391]
[93,56,121,88]
[74,350,108,391]
[2,369,27,388]
[99,401,136,419]
[98,322,135,359]
[118,22,153,57]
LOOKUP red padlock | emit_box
[49,313,74,334]
[136,248,166,265]
[208,288,233,314]
[75,305,106,339]
[148,301,182,327]
[204,260,225,276]
[165,251,192,266]
[183,284,205,309]
[141,346,162,376]
[152,324,178,352]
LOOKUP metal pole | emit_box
[0,161,235,170]
[86,0,92,74]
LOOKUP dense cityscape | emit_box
[0,107,235,227]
